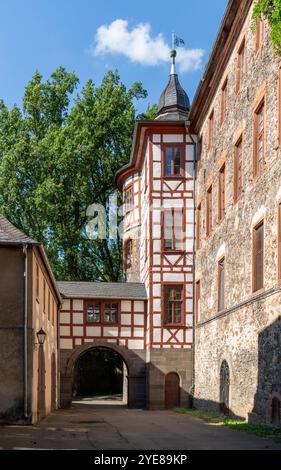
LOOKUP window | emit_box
[278,203,281,280]
[218,165,226,222]
[195,280,201,323]
[196,203,201,250]
[43,279,46,313]
[36,264,39,298]
[104,303,118,323]
[164,208,183,251]
[164,285,183,325]
[208,111,214,150]
[206,185,213,237]
[253,221,264,292]
[124,239,133,270]
[85,300,119,324]
[234,136,243,202]
[256,17,265,53]
[125,186,133,213]
[253,100,265,177]
[218,258,225,312]
[164,145,183,177]
[220,78,228,125]
[237,39,246,93]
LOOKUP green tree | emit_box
[0,69,149,281]
[253,0,281,54]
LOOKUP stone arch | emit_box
[60,340,146,409]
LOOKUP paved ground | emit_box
[0,403,281,450]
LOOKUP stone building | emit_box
[190,0,281,424]
[0,216,61,424]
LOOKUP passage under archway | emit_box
[165,372,180,409]
[73,348,128,405]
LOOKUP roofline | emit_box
[189,0,252,131]
[115,119,187,190]
[60,294,147,300]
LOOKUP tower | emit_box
[116,50,196,408]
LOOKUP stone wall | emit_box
[194,2,281,423]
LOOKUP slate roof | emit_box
[157,73,190,117]
[58,281,147,300]
[0,215,38,245]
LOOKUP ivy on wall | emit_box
[253,0,281,54]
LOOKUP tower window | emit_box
[125,186,133,213]
[164,145,183,177]
[164,285,183,325]
[163,208,183,251]
[253,221,264,292]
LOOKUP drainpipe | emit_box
[23,244,29,419]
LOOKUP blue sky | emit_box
[0,0,227,114]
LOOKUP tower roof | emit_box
[156,50,190,121]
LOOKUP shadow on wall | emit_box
[249,316,281,426]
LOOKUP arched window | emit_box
[124,239,133,270]
[219,360,230,415]
[271,397,281,426]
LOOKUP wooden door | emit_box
[165,372,180,409]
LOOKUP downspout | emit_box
[23,244,29,419]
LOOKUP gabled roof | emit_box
[58,281,147,301]
[0,215,38,245]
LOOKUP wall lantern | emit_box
[36,328,46,346]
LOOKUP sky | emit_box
[0,0,228,114]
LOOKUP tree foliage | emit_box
[253,0,281,54]
[0,68,150,281]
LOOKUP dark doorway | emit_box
[220,360,230,415]
[271,397,281,426]
[37,346,46,421]
[165,372,180,409]
[73,348,128,405]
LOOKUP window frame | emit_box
[124,185,133,213]
[206,184,213,237]
[218,164,226,223]
[220,77,228,125]
[84,299,120,325]
[163,208,184,253]
[234,134,243,203]
[208,110,214,150]
[162,143,185,178]
[253,98,266,178]
[196,202,201,251]
[252,220,264,293]
[236,38,246,94]
[218,257,225,312]
[163,284,184,327]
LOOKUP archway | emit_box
[72,347,128,405]
[60,340,147,409]
[219,360,230,415]
[165,372,180,409]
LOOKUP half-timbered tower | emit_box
[116,50,195,409]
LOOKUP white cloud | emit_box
[91,19,204,74]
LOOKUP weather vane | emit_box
[170,32,185,74]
